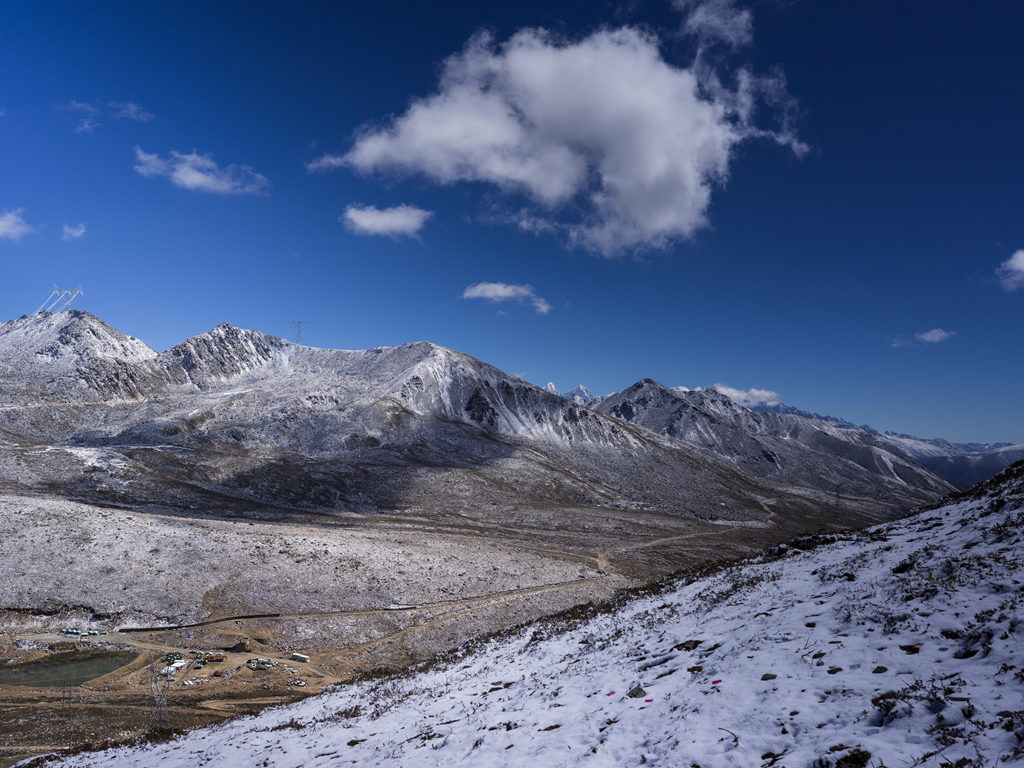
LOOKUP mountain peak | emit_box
[0,309,157,366]
[543,382,596,404]
[162,323,288,383]
[564,384,593,400]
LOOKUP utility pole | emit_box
[289,320,310,345]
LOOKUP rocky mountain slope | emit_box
[589,378,953,506]
[41,462,1024,768]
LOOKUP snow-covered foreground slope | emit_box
[41,464,1024,768]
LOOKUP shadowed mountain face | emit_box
[590,379,954,506]
[0,312,949,525]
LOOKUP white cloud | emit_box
[61,223,87,242]
[462,282,551,314]
[306,154,346,173]
[341,204,432,238]
[996,249,1024,291]
[0,209,32,241]
[674,0,753,47]
[313,24,803,255]
[713,383,781,407]
[109,101,154,122]
[134,147,270,195]
[915,328,955,344]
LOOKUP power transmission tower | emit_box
[35,284,84,313]
[289,320,310,345]
[148,654,171,734]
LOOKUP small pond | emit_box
[0,650,138,687]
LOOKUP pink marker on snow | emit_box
[711,679,722,685]
[606,691,615,696]
[644,699,653,703]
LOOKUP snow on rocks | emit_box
[37,465,1024,767]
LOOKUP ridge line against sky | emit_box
[0,1,1022,442]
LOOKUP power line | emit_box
[35,284,84,313]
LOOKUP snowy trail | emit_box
[108,574,617,636]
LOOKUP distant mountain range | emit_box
[748,404,1024,489]
[543,382,1022,489]
[0,311,953,531]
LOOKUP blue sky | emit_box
[1,1,1022,442]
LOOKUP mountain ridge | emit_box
[544,378,1021,489]
[588,377,952,505]
[0,311,950,524]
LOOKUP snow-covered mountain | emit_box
[589,378,952,505]
[749,401,862,430]
[544,382,595,405]
[0,311,952,524]
[549,383,1021,490]
[0,310,158,401]
[0,311,836,524]
[749,403,1024,489]
[43,460,1024,768]
[872,432,1024,490]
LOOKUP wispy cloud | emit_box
[996,249,1024,291]
[306,154,346,173]
[713,384,781,407]
[109,101,154,122]
[0,209,33,241]
[915,328,955,344]
[61,222,87,242]
[673,0,753,47]
[462,282,551,315]
[62,100,154,132]
[341,204,432,238]
[891,328,957,348]
[134,147,270,195]
[64,100,101,134]
[311,20,804,256]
